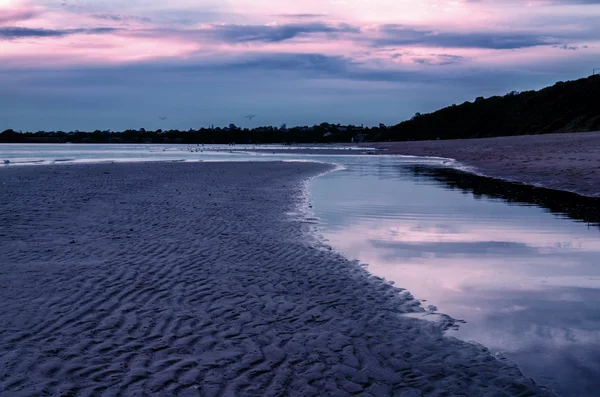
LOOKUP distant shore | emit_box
[362,131,600,197]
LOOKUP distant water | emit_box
[2,143,599,396]
[0,143,366,165]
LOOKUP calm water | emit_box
[0,143,365,165]
[2,144,599,396]
[309,161,600,397]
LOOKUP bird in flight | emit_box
[159,116,167,120]
[245,114,256,120]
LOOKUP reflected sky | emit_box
[309,161,600,397]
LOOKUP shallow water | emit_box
[309,160,600,397]
[0,143,365,165]
[2,143,599,395]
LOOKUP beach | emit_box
[364,131,600,197]
[0,161,554,396]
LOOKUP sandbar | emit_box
[364,131,600,197]
[0,162,554,396]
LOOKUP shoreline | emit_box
[407,164,600,227]
[0,161,554,396]
[361,131,600,198]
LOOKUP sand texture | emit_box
[365,131,600,197]
[0,162,554,396]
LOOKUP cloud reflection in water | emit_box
[309,161,600,397]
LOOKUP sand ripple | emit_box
[0,162,554,396]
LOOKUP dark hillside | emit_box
[383,74,600,141]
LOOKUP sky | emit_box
[1,0,599,131]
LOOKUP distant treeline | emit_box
[0,123,380,144]
[2,75,599,144]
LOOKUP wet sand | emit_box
[364,131,600,197]
[0,162,554,396]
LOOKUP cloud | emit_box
[0,27,118,39]
[275,13,328,19]
[413,54,467,65]
[0,8,38,24]
[187,51,492,84]
[203,22,360,43]
[554,44,585,50]
[370,240,537,259]
[466,0,600,3]
[8,52,422,85]
[91,13,152,23]
[126,21,563,50]
[217,52,351,73]
[174,52,425,82]
[534,0,600,3]
[373,25,559,49]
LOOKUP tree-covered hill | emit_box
[380,74,600,141]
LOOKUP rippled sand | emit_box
[365,131,600,197]
[0,162,554,396]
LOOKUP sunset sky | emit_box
[1,0,599,131]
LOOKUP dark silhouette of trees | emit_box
[0,129,19,142]
[0,123,372,144]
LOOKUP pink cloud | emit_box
[0,0,39,24]
[0,8,36,23]
[1,0,599,76]
[0,31,200,67]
